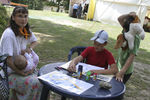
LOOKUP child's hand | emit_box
[115,70,125,82]
[68,63,76,72]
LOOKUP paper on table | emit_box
[60,61,113,82]
[96,74,114,82]
[38,71,94,94]
[60,61,104,74]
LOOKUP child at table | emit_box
[68,30,118,75]
[12,49,39,75]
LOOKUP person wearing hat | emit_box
[68,30,118,75]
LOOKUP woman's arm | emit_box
[26,41,38,53]
[29,41,38,49]
[68,55,83,72]
[7,56,27,76]
[116,54,135,82]
[90,63,118,75]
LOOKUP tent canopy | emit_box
[93,0,150,25]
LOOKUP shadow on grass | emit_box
[29,19,150,68]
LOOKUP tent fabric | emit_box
[93,0,150,25]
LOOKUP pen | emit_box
[73,83,81,90]
[55,67,60,71]
[70,82,81,90]
[55,66,75,74]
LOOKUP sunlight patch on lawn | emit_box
[29,16,81,27]
[34,32,55,43]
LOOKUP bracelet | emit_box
[29,47,33,51]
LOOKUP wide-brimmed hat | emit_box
[90,30,108,44]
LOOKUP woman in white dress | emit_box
[0,6,42,100]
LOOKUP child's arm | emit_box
[90,63,118,75]
[25,67,35,75]
[116,54,135,82]
[24,52,35,72]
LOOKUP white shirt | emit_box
[0,27,37,73]
[24,50,39,72]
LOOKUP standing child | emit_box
[115,12,142,84]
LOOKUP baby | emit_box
[14,50,39,74]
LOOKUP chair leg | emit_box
[61,96,66,100]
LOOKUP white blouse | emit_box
[0,27,37,73]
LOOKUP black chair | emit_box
[68,46,87,61]
[0,54,9,100]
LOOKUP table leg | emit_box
[40,85,49,100]
[61,96,66,100]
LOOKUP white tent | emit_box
[93,0,150,25]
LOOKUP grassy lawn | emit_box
[3,8,150,99]
[24,10,150,68]
[28,10,150,99]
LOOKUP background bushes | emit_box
[0,5,9,37]
[11,0,43,10]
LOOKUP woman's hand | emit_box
[25,47,32,53]
[15,70,28,76]
[21,50,26,55]
[26,41,38,53]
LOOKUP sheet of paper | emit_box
[38,71,94,94]
[60,61,104,74]
[96,74,114,82]
[60,61,113,82]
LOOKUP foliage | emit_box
[11,0,43,10]
[62,0,69,10]
[28,0,43,10]
[0,5,9,37]
[44,1,58,7]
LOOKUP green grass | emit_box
[3,7,150,99]
[3,7,150,67]
[26,10,150,68]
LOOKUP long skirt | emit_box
[8,70,42,100]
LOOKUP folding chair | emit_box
[68,46,87,61]
[0,54,9,100]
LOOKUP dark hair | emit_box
[9,6,31,37]
[123,16,135,32]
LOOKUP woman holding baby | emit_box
[0,6,42,100]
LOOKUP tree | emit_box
[56,0,62,12]
[62,0,69,10]
[11,0,43,10]
[0,5,9,37]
